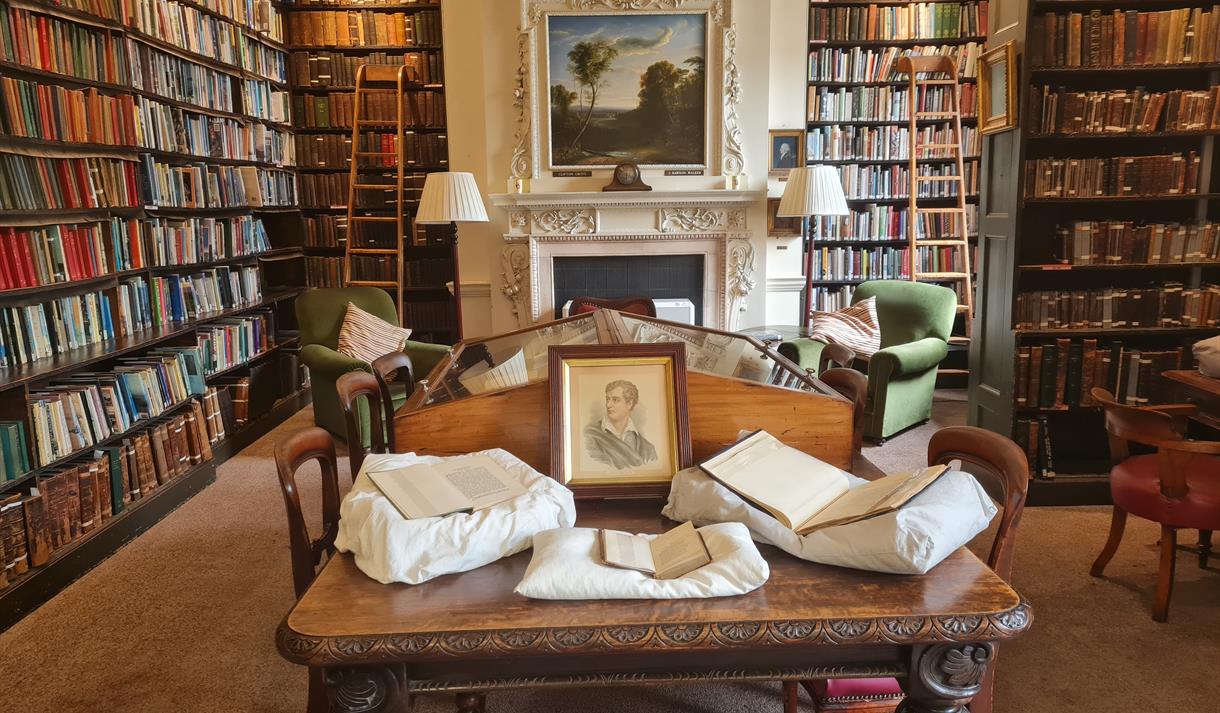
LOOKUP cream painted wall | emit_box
[442,0,796,336]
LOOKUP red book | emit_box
[0,229,13,290]
[83,227,100,277]
[72,159,94,208]
[60,228,78,281]
[54,160,78,208]
[36,16,51,72]
[127,219,142,269]
[18,231,37,287]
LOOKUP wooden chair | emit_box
[784,425,1029,713]
[569,296,657,317]
[371,352,415,452]
[820,366,866,457]
[818,342,857,375]
[1088,387,1220,622]
[336,370,390,476]
[273,427,342,713]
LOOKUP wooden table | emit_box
[277,501,1031,713]
[1163,370,1220,431]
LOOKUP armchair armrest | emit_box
[870,337,948,378]
[300,343,371,382]
[404,341,451,380]
[778,338,828,373]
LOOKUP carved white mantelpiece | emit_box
[491,190,764,329]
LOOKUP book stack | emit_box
[1031,8,1220,68]
[404,258,453,287]
[1028,85,1220,135]
[1014,285,1220,330]
[810,1,988,42]
[809,42,983,82]
[305,256,343,288]
[303,215,345,248]
[141,216,272,267]
[287,9,441,47]
[1014,339,1184,411]
[0,6,131,84]
[0,289,118,368]
[146,265,262,324]
[812,204,979,242]
[289,50,442,87]
[242,81,290,124]
[292,91,445,128]
[0,77,137,146]
[837,162,977,199]
[808,83,978,122]
[196,311,275,375]
[1051,221,1220,265]
[808,124,979,161]
[0,153,139,210]
[0,219,142,291]
[402,301,454,334]
[129,43,238,113]
[1024,153,1202,198]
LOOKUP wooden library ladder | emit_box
[343,64,421,324]
[897,54,974,347]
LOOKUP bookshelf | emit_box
[0,0,312,627]
[804,0,988,380]
[970,1,1220,505]
[283,0,459,344]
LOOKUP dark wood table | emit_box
[277,501,1031,713]
[1162,369,1220,431]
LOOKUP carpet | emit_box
[1,395,1218,713]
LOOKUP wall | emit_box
[443,0,794,337]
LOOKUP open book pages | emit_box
[699,430,852,531]
[367,453,527,520]
[599,521,712,580]
[795,464,949,534]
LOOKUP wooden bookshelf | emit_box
[969,0,1220,502]
[284,1,459,344]
[0,0,312,623]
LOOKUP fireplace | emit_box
[551,255,705,322]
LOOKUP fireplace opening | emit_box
[552,255,705,323]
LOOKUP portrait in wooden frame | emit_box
[768,129,805,174]
[549,343,691,498]
[767,197,803,237]
[979,41,1018,135]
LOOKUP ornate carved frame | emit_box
[513,0,741,179]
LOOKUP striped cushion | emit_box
[808,297,881,357]
[337,302,413,364]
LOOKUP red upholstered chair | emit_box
[1089,387,1220,622]
[783,426,1029,713]
[569,296,657,317]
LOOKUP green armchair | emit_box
[779,280,958,441]
[296,287,450,445]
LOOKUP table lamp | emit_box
[777,166,850,324]
[414,172,489,339]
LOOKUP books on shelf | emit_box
[1013,417,1054,480]
[0,421,31,482]
[1028,85,1220,135]
[0,5,131,85]
[808,42,982,83]
[122,0,245,68]
[0,153,139,210]
[144,265,262,324]
[1051,221,1220,266]
[138,156,296,208]
[810,1,988,42]
[0,218,142,292]
[1024,153,1202,198]
[402,299,452,332]
[128,42,238,114]
[305,255,343,287]
[142,215,272,267]
[289,49,443,87]
[808,83,977,122]
[303,214,345,247]
[1014,338,1184,411]
[0,288,116,368]
[196,310,274,375]
[242,80,290,124]
[135,96,296,165]
[0,77,137,147]
[287,9,441,47]
[808,285,856,312]
[1015,284,1220,330]
[810,244,967,282]
[836,162,977,200]
[812,204,977,242]
[1031,7,1220,69]
[292,90,445,128]
[808,123,978,161]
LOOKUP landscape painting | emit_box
[546,13,707,167]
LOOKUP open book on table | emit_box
[367,454,527,520]
[599,521,712,580]
[699,430,948,534]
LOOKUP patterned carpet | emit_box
[1,393,1217,712]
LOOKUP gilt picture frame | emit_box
[979,41,1018,135]
[548,343,691,498]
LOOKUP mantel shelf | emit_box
[489,189,767,210]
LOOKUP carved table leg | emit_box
[897,643,993,713]
[454,692,486,713]
[325,666,403,713]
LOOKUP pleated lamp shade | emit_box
[777,165,849,217]
[415,172,489,224]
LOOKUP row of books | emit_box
[809,285,856,313]
[123,0,247,70]
[305,255,342,287]
[142,215,271,267]
[298,172,428,209]
[135,96,295,165]
[0,422,30,481]
[1013,417,1054,479]
[809,1,988,42]
[0,6,130,85]
[836,162,978,200]
[291,91,446,129]
[137,156,296,208]
[1015,339,1183,411]
[0,77,137,147]
[139,265,262,325]
[348,255,395,282]
[129,41,238,114]
[1023,153,1202,199]
[240,80,290,124]
[810,245,967,282]
[0,289,115,368]
[1030,7,1220,69]
[808,43,982,83]
[290,0,435,5]
[0,398,217,586]
[288,50,443,87]
[0,153,138,211]
[0,219,140,292]
[1050,221,1220,266]
[811,204,977,241]
[241,36,288,84]
[403,258,453,287]
[808,124,979,162]
[402,300,452,333]
[197,0,284,40]
[196,311,273,375]
[807,83,977,122]
[286,9,441,47]
[303,214,344,247]
[1027,86,1220,136]
[1014,284,1220,330]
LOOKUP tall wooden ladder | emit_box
[343,64,420,324]
[896,55,974,346]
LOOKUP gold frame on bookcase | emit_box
[979,41,1018,135]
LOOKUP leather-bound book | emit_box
[1054,338,1071,407]
[149,425,170,485]
[22,490,52,568]
[171,416,189,475]
[135,433,158,496]
[62,466,82,543]
[1039,343,1059,408]
[191,401,214,461]
[1029,346,1044,407]
[95,453,112,522]
[1015,347,1031,406]
[1,494,29,576]
[122,438,142,501]
[1079,339,1099,406]
[1064,341,1084,407]
[76,463,97,535]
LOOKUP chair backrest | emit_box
[296,287,398,350]
[336,370,389,475]
[852,280,957,348]
[926,425,1029,583]
[274,427,341,598]
[1090,387,1211,500]
[371,352,415,452]
[569,296,658,318]
[819,366,866,454]
[817,343,856,375]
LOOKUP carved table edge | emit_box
[276,597,1033,667]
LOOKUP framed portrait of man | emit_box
[769,130,805,174]
[548,343,692,498]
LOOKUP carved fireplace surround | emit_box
[490,190,765,330]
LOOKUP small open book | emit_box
[599,521,712,580]
[700,430,948,534]
[367,454,527,520]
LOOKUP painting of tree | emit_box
[547,13,707,167]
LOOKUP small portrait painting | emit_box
[549,344,692,497]
[769,130,804,173]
